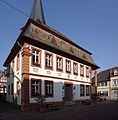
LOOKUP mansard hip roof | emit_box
[3,19,99,70]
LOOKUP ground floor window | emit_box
[8,85,10,95]
[80,84,85,96]
[45,80,53,97]
[31,79,41,97]
[11,83,13,95]
[86,85,90,96]
[97,91,108,97]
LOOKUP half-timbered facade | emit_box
[95,67,118,100]
[3,0,99,110]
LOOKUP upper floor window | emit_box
[66,60,71,73]
[113,79,118,86]
[31,79,41,97]
[101,82,107,86]
[114,69,118,75]
[17,53,20,71]
[32,49,41,66]
[80,65,84,77]
[7,65,10,78]
[56,56,63,71]
[45,81,53,97]
[12,60,14,73]
[97,83,101,86]
[86,67,89,78]
[73,62,78,75]
[45,52,53,69]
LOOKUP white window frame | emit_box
[46,53,53,68]
[32,49,40,65]
[66,60,71,72]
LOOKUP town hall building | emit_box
[3,0,99,110]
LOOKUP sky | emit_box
[0,0,118,72]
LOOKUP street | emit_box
[0,100,118,120]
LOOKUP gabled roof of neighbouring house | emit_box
[93,67,118,82]
[3,0,99,70]
[0,71,4,78]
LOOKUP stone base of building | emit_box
[20,99,91,111]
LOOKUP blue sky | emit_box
[0,0,118,72]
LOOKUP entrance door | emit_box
[64,83,73,101]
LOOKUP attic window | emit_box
[114,69,118,75]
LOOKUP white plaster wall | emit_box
[29,75,91,103]
[29,45,91,103]
[97,81,110,98]
[111,76,118,100]
[6,49,22,105]
[29,46,91,84]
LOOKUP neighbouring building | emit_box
[96,67,118,100]
[3,0,99,110]
[0,71,7,99]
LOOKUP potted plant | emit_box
[35,95,46,112]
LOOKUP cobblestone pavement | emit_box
[0,100,118,120]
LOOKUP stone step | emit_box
[65,101,76,106]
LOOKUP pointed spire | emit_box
[30,0,46,24]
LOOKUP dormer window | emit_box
[114,69,118,75]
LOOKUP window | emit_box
[56,56,63,71]
[32,49,41,66]
[16,82,19,95]
[105,82,107,86]
[12,60,14,73]
[86,67,89,78]
[45,52,53,69]
[114,69,118,75]
[66,60,71,73]
[97,91,101,96]
[101,82,107,86]
[101,82,104,86]
[8,85,10,95]
[97,83,100,86]
[73,62,78,75]
[80,84,85,96]
[80,65,84,77]
[17,53,20,71]
[45,81,53,97]
[31,79,41,97]
[104,91,108,97]
[113,80,118,86]
[7,65,10,78]
[86,85,90,96]
[11,83,13,95]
